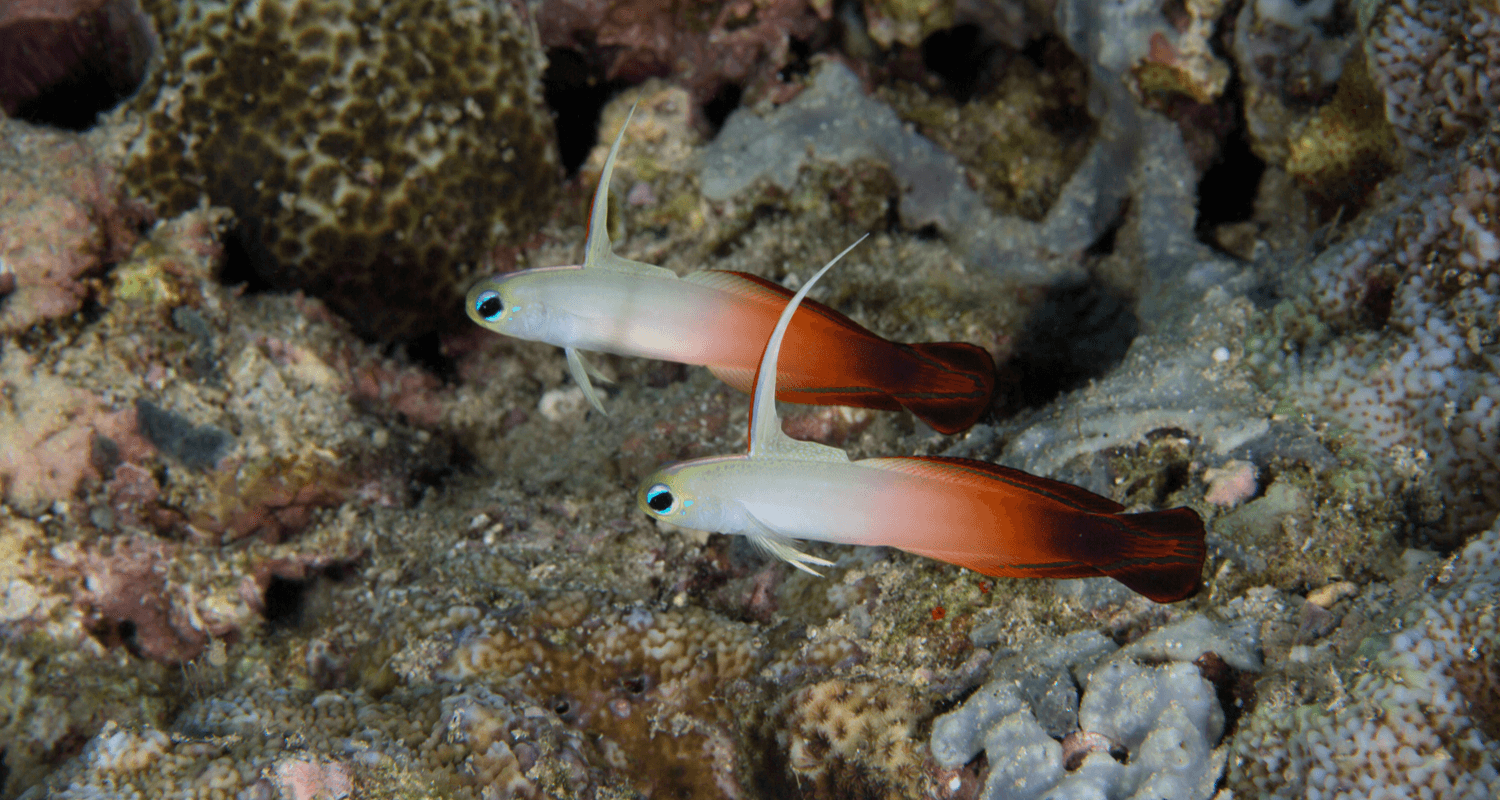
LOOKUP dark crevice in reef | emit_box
[395,331,459,384]
[261,575,311,629]
[920,23,1010,102]
[779,35,817,83]
[703,82,743,135]
[2,3,156,131]
[997,274,1139,413]
[214,218,278,294]
[543,47,632,175]
[1085,212,1124,257]
[1194,81,1266,243]
[12,67,136,131]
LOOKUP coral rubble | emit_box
[537,0,827,109]
[0,116,141,334]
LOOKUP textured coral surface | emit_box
[122,0,559,338]
[3,0,1500,798]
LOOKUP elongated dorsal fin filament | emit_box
[747,235,869,461]
[584,101,676,279]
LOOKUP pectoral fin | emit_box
[744,514,835,576]
[566,347,608,415]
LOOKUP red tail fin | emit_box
[897,342,997,434]
[1088,507,1206,603]
[867,456,1205,603]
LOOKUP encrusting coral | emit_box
[440,592,764,798]
[1249,122,1500,541]
[35,682,641,800]
[1228,517,1500,799]
[931,618,1251,800]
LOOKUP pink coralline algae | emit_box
[47,533,360,665]
[272,758,352,800]
[69,537,216,663]
[0,116,142,333]
[0,349,155,515]
[536,0,829,107]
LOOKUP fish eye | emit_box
[475,290,505,321]
[645,483,674,514]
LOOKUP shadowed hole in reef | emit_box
[999,275,1139,412]
[703,82,743,135]
[1194,87,1265,245]
[215,223,278,293]
[13,67,137,131]
[396,330,458,383]
[543,47,631,175]
[261,560,363,629]
[920,23,1009,102]
[261,575,310,628]
[6,5,155,131]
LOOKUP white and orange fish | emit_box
[464,105,994,434]
[635,238,1206,603]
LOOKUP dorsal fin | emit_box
[681,269,792,304]
[584,101,677,280]
[747,236,868,461]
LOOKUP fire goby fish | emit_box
[635,237,1207,604]
[464,104,994,435]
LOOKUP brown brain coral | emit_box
[770,678,932,799]
[124,0,559,339]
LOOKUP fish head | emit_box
[465,272,554,341]
[636,458,745,534]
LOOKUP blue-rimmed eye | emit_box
[474,290,504,321]
[645,483,674,514]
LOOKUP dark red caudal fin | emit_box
[895,341,997,434]
[1092,507,1207,603]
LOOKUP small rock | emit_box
[1305,580,1358,609]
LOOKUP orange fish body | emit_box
[853,456,1204,602]
[467,265,993,434]
[668,269,994,434]
[466,103,994,434]
[637,238,1206,603]
[641,452,1204,603]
